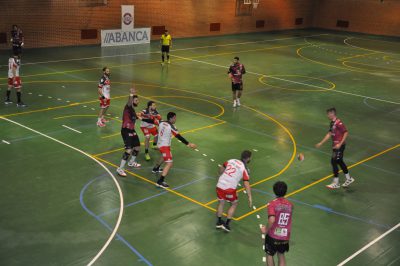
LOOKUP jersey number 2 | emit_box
[225,164,237,177]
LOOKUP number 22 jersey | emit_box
[217,159,250,190]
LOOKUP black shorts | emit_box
[12,45,22,56]
[332,144,346,160]
[264,234,289,256]
[121,128,140,149]
[231,82,243,91]
[161,45,170,53]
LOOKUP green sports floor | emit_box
[0,29,399,266]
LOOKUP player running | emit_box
[228,56,246,108]
[261,181,293,266]
[160,30,172,65]
[215,150,253,232]
[140,101,161,161]
[152,112,197,188]
[315,107,355,189]
[116,87,155,177]
[5,54,26,107]
[97,67,111,127]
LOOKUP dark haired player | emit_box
[11,25,24,56]
[140,101,161,161]
[152,112,197,188]
[261,181,293,266]
[5,54,26,107]
[316,108,355,189]
[215,150,253,232]
[116,87,156,177]
[97,67,111,127]
[160,30,172,65]
[228,56,246,107]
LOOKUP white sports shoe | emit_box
[326,182,341,189]
[236,99,241,106]
[233,101,237,108]
[342,177,355,188]
[128,161,141,168]
[116,168,127,177]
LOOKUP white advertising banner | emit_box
[101,28,151,47]
[121,5,134,30]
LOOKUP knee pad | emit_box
[122,152,130,160]
[132,149,139,156]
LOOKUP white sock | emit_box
[333,177,339,184]
[129,156,136,164]
[233,100,237,104]
[98,117,102,122]
[345,173,351,180]
[119,159,127,169]
[237,98,240,103]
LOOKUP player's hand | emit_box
[260,225,267,234]
[187,143,197,149]
[333,144,341,149]
[315,142,322,148]
[21,42,24,47]
[136,113,143,120]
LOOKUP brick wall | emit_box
[0,0,313,48]
[312,0,400,36]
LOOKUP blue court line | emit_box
[80,175,153,266]
[98,174,213,217]
[252,188,391,229]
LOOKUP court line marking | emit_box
[80,175,152,265]
[258,74,336,92]
[2,140,11,144]
[343,37,399,55]
[62,124,82,134]
[342,60,400,72]
[0,116,124,266]
[337,222,400,266]
[337,52,380,61]
[235,143,400,220]
[173,52,400,105]
[1,33,328,67]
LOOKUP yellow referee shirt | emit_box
[161,34,172,46]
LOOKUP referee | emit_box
[160,30,172,65]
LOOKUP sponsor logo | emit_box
[102,30,150,45]
[123,13,132,25]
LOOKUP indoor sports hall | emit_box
[0,1,399,265]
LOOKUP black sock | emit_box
[153,164,160,171]
[167,54,170,60]
[162,55,165,62]
[145,149,149,154]
[6,90,11,100]
[17,91,21,103]
[152,142,157,146]
[159,175,165,182]
[218,217,223,223]
[226,219,231,225]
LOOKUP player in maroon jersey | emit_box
[116,87,155,177]
[261,181,293,266]
[315,108,355,189]
[228,56,246,108]
[10,25,24,56]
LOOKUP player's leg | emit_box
[152,155,164,173]
[161,47,165,64]
[236,90,242,106]
[117,148,132,177]
[5,81,13,104]
[277,253,286,266]
[144,134,151,161]
[156,161,172,188]
[15,80,26,107]
[223,200,238,232]
[216,198,226,229]
[327,152,341,189]
[267,256,276,266]
[101,106,109,123]
[128,134,141,168]
[265,235,278,266]
[338,145,355,187]
[97,99,106,127]
[166,46,170,64]
[232,83,238,107]
[152,134,158,149]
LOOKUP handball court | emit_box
[0,29,399,265]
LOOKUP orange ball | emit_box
[298,153,305,161]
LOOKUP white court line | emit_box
[337,222,400,266]
[172,55,400,105]
[0,116,124,266]
[62,125,82,134]
[2,140,11,144]
[3,34,328,67]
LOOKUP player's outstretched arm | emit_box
[243,180,252,208]
[315,132,331,148]
[127,87,137,107]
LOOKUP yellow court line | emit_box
[337,52,379,61]
[258,75,336,92]
[94,156,226,217]
[235,143,400,221]
[342,60,400,72]
[0,43,302,81]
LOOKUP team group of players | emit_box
[5,28,355,265]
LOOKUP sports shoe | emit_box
[326,182,341,189]
[216,220,225,229]
[236,99,241,106]
[16,102,27,107]
[167,59,171,64]
[116,168,127,177]
[145,153,151,161]
[152,167,163,173]
[127,161,141,168]
[97,121,106,127]
[342,177,355,188]
[4,99,13,105]
[161,62,165,66]
[156,180,169,188]
[233,101,237,108]
[221,223,231,232]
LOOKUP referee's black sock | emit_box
[167,54,170,60]
[6,90,11,100]
[162,55,165,62]
[226,219,231,225]
[17,91,21,103]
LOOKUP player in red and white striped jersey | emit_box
[152,112,197,188]
[140,101,161,161]
[215,150,253,232]
[5,54,26,107]
[97,67,111,127]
